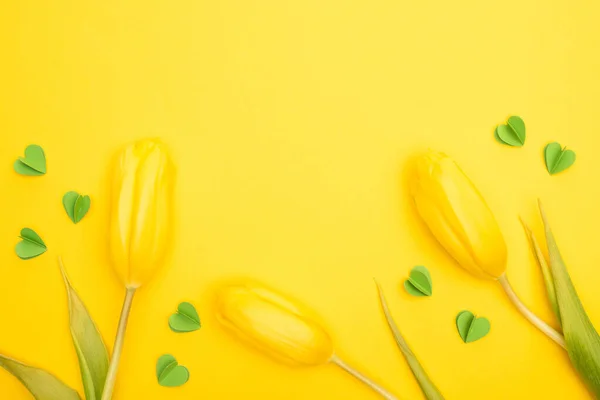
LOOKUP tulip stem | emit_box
[331,355,399,400]
[499,275,565,349]
[101,288,137,400]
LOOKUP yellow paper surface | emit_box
[0,0,599,398]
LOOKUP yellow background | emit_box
[0,0,599,398]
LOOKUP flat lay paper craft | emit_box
[545,142,576,175]
[156,355,190,388]
[15,228,47,260]
[456,311,491,344]
[495,116,526,147]
[13,145,47,176]
[404,266,433,297]
[169,302,201,333]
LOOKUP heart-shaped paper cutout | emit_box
[456,310,490,343]
[404,266,432,296]
[15,228,47,260]
[495,116,526,147]
[169,302,201,333]
[156,354,189,387]
[14,145,47,175]
[63,191,91,224]
[545,142,576,175]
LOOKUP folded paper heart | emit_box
[169,302,201,333]
[15,228,47,260]
[14,145,47,176]
[456,310,490,343]
[62,191,91,224]
[545,142,576,175]
[495,116,526,147]
[404,265,432,296]
[156,354,189,387]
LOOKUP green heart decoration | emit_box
[14,145,47,176]
[495,116,526,147]
[456,310,490,343]
[15,228,47,260]
[404,266,432,297]
[63,191,91,224]
[545,142,576,175]
[156,354,189,387]
[169,302,201,333]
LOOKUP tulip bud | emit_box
[216,284,334,366]
[215,283,400,399]
[411,151,507,279]
[410,151,565,349]
[108,139,175,288]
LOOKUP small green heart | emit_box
[169,302,201,333]
[156,354,189,387]
[14,145,47,175]
[456,310,490,343]
[63,191,91,224]
[404,265,432,297]
[495,116,526,147]
[545,142,576,175]
[15,228,47,260]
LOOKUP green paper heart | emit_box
[15,228,47,260]
[14,145,46,175]
[169,302,201,333]
[404,265,432,297]
[545,142,576,175]
[13,160,44,176]
[495,116,526,147]
[156,354,189,387]
[456,310,490,343]
[63,191,91,224]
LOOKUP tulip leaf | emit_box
[375,281,445,400]
[169,302,201,333]
[521,220,561,324]
[15,228,47,260]
[63,192,91,224]
[544,142,576,175]
[455,311,491,343]
[60,258,109,400]
[539,202,600,396]
[156,355,189,387]
[0,354,80,400]
[404,266,432,297]
[495,116,526,147]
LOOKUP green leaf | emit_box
[0,354,80,400]
[521,219,561,324]
[375,281,445,400]
[156,355,189,387]
[14,144,47,175]
[59,257,109,400]
[544,142,576,175]
[404,266,432,296]
[63,192,91,224]
[455,311,491,343]
[15,228,47,260]
[169,302,201,333]
[495,116,526,147]
[539,202,600,396]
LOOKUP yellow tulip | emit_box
[108,138,175,288]
[102,139,175,400]
[215,282,399,400]
[411,151,507,279]
[216,284,334,366]
[410,151,565,348]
